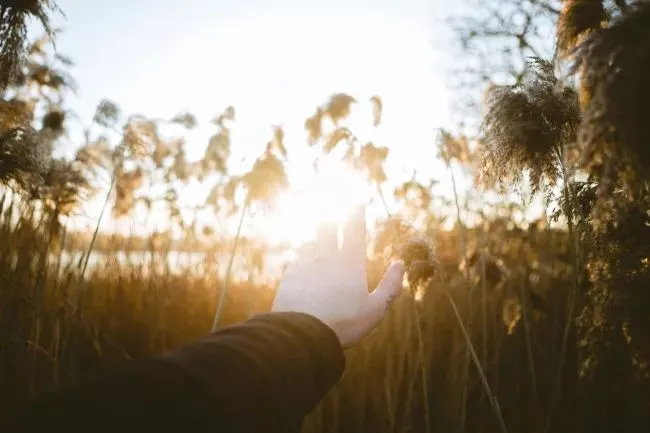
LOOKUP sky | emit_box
[27,0,475,242]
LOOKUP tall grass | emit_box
[0,182,590,432]
[0,189,273,419]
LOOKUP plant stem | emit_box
[211,195,250,332]
[75,177,115,314]
[520,273,539,407]
[60,176,115,368]
[446,159,474,431]
[445,284,509,433]
[544,146,581,433]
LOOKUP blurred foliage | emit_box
[571,2,650,221]
[556,0,607,55]
[0,1,61,91]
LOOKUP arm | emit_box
[8,312,345,433]
[9,207,404,433]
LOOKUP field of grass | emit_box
[2,2,650,432]
[1,188,598,433]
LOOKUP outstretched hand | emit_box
[272,206,405,349]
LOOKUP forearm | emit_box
[166,312,345,430]
[6,312,345,433]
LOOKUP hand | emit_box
[271,206,405,349]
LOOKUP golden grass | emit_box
[0,187,587,433]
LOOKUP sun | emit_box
[261,158,370,248]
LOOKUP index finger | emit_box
[341,205,367,260]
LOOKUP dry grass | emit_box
[1,6,650,430]
[0,184,599,432]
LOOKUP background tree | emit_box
[448,0,561,123]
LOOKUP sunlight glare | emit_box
[269,159,369,248]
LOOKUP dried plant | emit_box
[557,0,607,56]
[357,142,389,184]
[324,93,356,125]
[171,147,191,181]
[579,194,650,377]
[266,125,287,159]
[373,217,416,255]
[170,112,197,129]
[37,157,93,216]
[304,93,357,146]
[41,107,64,132]
[152,139,172,169]
[0,99,32,130]
[553,181,599,223]
[370,95,383,126]
[438,130,470,165]
[25,62,74,94]
[213,106,235,127]
[324,127,352,153]
[394,179,434,210]
[93,99,121,129]
[0,1,61,90]
[0,126,48,188]
[113,166,144,217]
[200,107,235,177]
[571,3,650,216]
[305,107,324,145]
[203,129,230,175]
[75,137,112,175]
[242,150,288,204]
[480,58,580,192]
[121,117,159,161]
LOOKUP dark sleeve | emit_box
[7,312,345,433]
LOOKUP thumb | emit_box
[361,261,405,329]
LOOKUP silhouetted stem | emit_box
[446,158,473,431]
[76,176,114,314]
[544,146,581,433]
[59,175,115,370]
[211,195,250,332]
[445,283,509,433]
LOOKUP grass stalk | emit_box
[211,195,250,332]
[446,158,473,431]
[445,283,509,433]
[76,177,115,314]
[544,146,582,433]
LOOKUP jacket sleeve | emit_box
[7,312,345,433]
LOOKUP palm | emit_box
[272,206,404,349]
[273,207,368,322]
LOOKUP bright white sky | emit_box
[30,0,483,245]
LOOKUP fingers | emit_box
[341,205,367,260]
[362,261,405,328]
[316,221,339,256]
